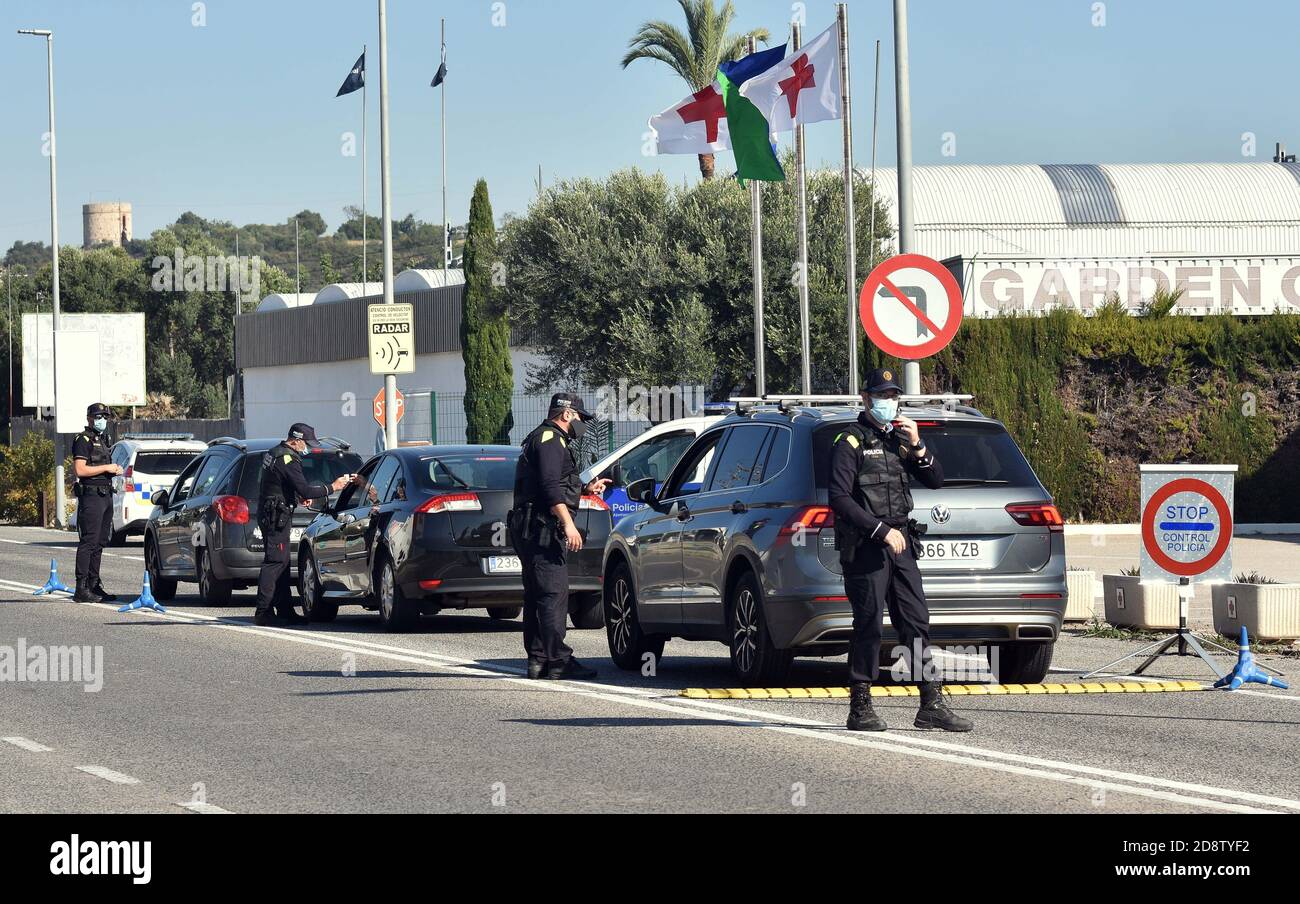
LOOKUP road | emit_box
[1,525,1297,814]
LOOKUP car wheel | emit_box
[569,591,604,630]
[993,642,1054,684]
[377,557,417,633]
[299,553,338,623]
[728,571,792,686]
[197,547,234,606]
[488,606,522,621]
[145,538,177,602]
[604,562,665,672]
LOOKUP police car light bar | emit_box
[122,433,196,442]
[730,394,975,414]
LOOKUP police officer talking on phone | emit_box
[828,369,973,733]
[510,393,611,680]
[253,423,358,627]
[71,402,123,603]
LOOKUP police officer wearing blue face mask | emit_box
[71,402,124,603]
[827,369,972,733]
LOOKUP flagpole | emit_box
[362,43,369,297]
[748,35,766,398]
[792,21,812,397]
[441,17,449,270]
[868,40,880,289]
[837,4,858,397]
[894,0,920,396]
[378,0,398,451]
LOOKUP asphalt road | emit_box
[1,525,1297,814]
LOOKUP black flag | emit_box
[431,47,447,87]
[337,52,365,97]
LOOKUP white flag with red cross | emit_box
[648,82,732,155]
[739,23,841,133]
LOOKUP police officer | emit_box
[510,393,611,680]
[828,369,973,733]
[253,423,356,627]
[71,403,123,603]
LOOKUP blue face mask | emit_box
[93,418,108,434]
[869,398,899,425]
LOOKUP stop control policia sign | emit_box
[1140,465,1238,584]
[859,254,964,359]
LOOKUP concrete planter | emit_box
[1212,584,1300,643]
[1065,571,1097,622]
[1103,575,1180,630]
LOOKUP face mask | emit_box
[93,418,108,434]
[869,398,899,425]
[570,418,588,441]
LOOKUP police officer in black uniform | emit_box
[510,393,611,680]
[71,402,123,603]
[253,423,356,627]
[828,369,973,733]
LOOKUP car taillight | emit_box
[416,492,482,514]
[214,495,250,525]
[1005,502,1064,532]
[779,505,835,536]
[580,494,610,511]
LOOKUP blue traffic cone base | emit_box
[118,572,167,614]
[33,559,74,596]
[1215,627,1289,691]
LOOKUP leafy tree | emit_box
[0,432,55,525]
[621,0,770,180]
[460,180,514,444]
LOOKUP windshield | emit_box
[132,451,200,476]
[414,452,520,492]
[300,450,365,485]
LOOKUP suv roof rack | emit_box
[730,394,976,416]
[121,433,196,442]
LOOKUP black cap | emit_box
[549,392,594,420]
[865,368,904,395]
[87,402,111,419]
[288,423,319,445]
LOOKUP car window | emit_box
[368,457,402,507]
[112,445,130,467]
[662,432,722,500]
[337,459,381,511]
[414,452,519,492]
[170,456,207,503]
[215,458,245,496]
[751,427,790,485]
[300,449,364,487]
[706,426,772,493]
[610,431,697,487]
[191,453,233,499]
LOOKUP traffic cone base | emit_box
[117,572,167,614]
[1215,628,1290,691]
[33,559,74,596]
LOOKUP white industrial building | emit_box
[868,162,1300,316]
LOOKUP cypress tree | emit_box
[461,179,514,444]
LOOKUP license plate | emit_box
[486,555,522,575]
[290,528,304,543]
[915,539,989,567]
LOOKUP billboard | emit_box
[22,313,147,410]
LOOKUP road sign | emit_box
[859,254,963,360]
[1140,465,1238,584]
[373,388,405,429]
[368,303,415,375]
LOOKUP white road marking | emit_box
[7,571,1297,813]
[76,765,140,785]
[2,736,52,752]
[177,801,234,814]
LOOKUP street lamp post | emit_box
[377,0,398,451]
[18,27,67,527]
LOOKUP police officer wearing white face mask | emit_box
[827,369,972,733]
[72,402,124,603]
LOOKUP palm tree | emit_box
[622,0,770,180]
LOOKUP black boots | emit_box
[846,683,887,732]
[527,658,549,680]
[547,658,598,680]
[915,683,974,733]
[91,582,118,602]
[72,582,98,603]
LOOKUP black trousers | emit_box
[254,520,294,616]
[519,533,572,665]
[75,488,114,588]
[844,536,934,684]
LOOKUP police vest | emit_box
[259,444,298,504]
[76,432,114,487]
[514,422,582,512]
[837,424,915,526]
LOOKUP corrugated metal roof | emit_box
[1040,164,1125,226]
[1275,161,1300,190]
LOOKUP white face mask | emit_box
[869,397,899,424]
[93,418,108,434]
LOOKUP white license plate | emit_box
[915,539,990,567]
[486,555,522,575]
[290,528,304,543]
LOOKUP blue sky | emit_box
[2,0,1296,252]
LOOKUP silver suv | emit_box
[601,398,1067,686]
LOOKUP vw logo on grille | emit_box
[931,504,952,525]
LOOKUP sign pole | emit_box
[748,35,766,398]
[377,0,398,451]
[892,0,920,397]
[836,4,858,397]
[362,43,368,298]
[793,21,812,397]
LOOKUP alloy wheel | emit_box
[609,578,633,655]
[732,588,759,675]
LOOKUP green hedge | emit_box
[866,312,1300,523]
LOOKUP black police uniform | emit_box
[510,420,584,673]
[72,427,116,599]
[828,412,944,685]
[254,442,330,622]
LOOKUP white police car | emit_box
[107,434,206,545]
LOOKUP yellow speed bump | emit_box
[679,681,1210,700]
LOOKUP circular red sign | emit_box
[859,254,964,360]
[1141,478,1233,577]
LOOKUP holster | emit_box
[507,504,536,547]
[261,498,291,533]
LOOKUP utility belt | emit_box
[259,496,292,532]
[836,518,928,565]
[74,483,113,499]
[507,502,573,549]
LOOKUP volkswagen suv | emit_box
[601,398,1067,686]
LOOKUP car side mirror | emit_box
[627,477,664,511]
[152,489,169,511]
[610,462,625,488]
